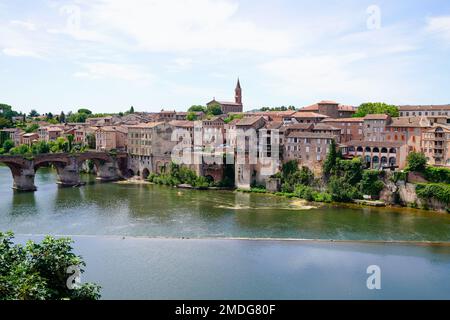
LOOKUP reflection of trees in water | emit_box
[9,192,38,217]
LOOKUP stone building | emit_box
[95,126,128,152]
[322,117,364,143]
[127,122,176,177]
[343,140,408,169]
[297,100,356,118]
[284,132,336,173]
[282,112,329,124]
[363,114,391,142]
[206,79,243,114]
[0,128,23,146]
[386,117,431,153]
[422,124,450,166]
[22,132,39,146]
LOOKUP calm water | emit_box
[2,166,450,299]
[1,166,450,241]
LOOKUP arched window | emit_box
[389,148,396,154]
[373,147,380,153]
[381,147,388,153]
[365,146,371,152]
[372,156,380,169]
[389,157,396,166]
[357,146,363,152]
[381,156,388,166]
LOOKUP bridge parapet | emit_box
[0,151,127,191]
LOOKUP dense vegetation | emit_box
[0,135,86,156]
[353,102,399,118]
[416,183,450,206]
[0,231,100,300]
[253,140,385,203]
[147,162,235,189]
[188,104,223,117]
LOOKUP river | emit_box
[1,166,450,299]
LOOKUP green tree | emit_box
[206,103,223,116]
[25,123,39,133]
[77,108,92,115]
[9,144,32,155]
[31,141,50,154]
[2,139,14,153]
[0,231,101,300]
[0,103,20,120]
[353,102,399,118]
[0,117,11,129]
[188,105,207,113]
[406,151,427,172]
[360,170,385,198]
[86,133,96,149]
[323,139,337,177]
[59,111,66,124]
[186,112,198,121]
[67,134,74,151]
[29,109,40,118]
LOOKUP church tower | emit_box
[235,78,242,105]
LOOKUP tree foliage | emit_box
[406,152,427,173]
[353,102,399,118]
[206,103,223,116]
[323,139,337,177]
[0,231,101,300]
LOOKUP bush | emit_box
[0,231,100,300]
[391,171,407,183]
[424,166,450,184]
[294,184,314,201]
[406,152,427,173]
[2,139,14,153]
[360,170,384,198]
[416,183,450,205]
[328,176,361,202]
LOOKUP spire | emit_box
[235,78,242,104]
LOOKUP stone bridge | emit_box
[0,151,128,191]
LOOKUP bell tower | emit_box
[235,78,242,105]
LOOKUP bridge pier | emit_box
[12,168,37,192]
[55,158,82,187]
[96,160,122,182]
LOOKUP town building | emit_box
[282,112,329,124]
[21,132,39,146]
[207,79,243,114]
[95,126,128,152]
[284,132,336,173]
[0,128,23,146]
[297,100,356,118]
[322,117,364,143]
[422,124,450,166]
[127,122,177,177]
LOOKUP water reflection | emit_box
[1,166,450,241]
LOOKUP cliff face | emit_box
[380,172,448,213]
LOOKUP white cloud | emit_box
[259,53,417,105]
[10,20,37,31]
[72,0,292,54]
[167,58,193,72]
[2,47,42,58]
[74,62,154,82]
[426,16,450,42]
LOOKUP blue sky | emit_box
[1,0,450,114]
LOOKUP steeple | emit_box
[235,78,242,105]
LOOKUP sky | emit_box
[1,0,450,114]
